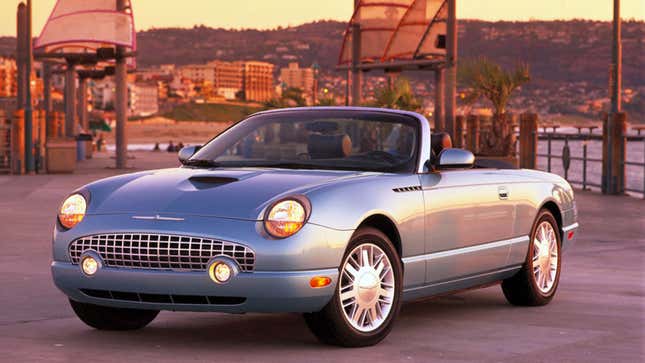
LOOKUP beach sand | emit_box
[101,117,233,146]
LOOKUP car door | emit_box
[418,169,516,285]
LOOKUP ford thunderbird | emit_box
[52,107,578,346]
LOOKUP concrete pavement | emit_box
[0,152,643,362]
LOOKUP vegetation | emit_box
[264,87,307,109]
[316,95,337,106]
[458,58,530,117]
[370,77,421,112]
[163,102,261,122]
[459,58,530,157]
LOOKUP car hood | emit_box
[85,167,366,220]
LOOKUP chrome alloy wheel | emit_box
[532,221,559,294]
[339,243,395,333]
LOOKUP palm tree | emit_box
[458,58,530,156]
[373,77,421,112]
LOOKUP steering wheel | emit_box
[364,150,399,163]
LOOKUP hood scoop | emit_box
[187,175,238,189]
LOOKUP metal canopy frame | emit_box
[337,0,449,70]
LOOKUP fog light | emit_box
[209,261,233,284]
[81,256,99,276]
[310,276,331,288]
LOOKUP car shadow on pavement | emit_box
[58,288,510,351]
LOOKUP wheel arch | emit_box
[356,214,402,258]
[539,200,563,239]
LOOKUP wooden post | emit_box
[454,115,465,148]
[434,69,445,131]
[602,112,626,194]
[466,114,479,153]
[12,110,25,174]
[519,113,538,169]
[115,0,128,168]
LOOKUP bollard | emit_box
[454,115,465,148]
[519,113,538,169]
[466,115,479,153]
[582,141,588,190]
[11,110,25,174]
[602,112,627,194]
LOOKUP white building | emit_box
[130,82,159,117]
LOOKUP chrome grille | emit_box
[69,233,255,272]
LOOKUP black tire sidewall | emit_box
[526,211,562,300]
[321,227,403,346]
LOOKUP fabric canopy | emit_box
[34,0,136,53]
[338,0,447,65]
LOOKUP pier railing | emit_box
[538,132,645,199]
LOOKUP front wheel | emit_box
[69,299,159,330]
[502,210,562,306]
[304,227,403,347]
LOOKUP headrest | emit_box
[308,134,352,159]
[305,121,339,134]
[431,132,452,155]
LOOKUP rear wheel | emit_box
[69,299,159,330]
[502,210,562,306]
[304,227,403,347]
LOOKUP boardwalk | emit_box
[0,152,643,362]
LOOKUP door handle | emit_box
[498,186,509,200]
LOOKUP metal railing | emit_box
[537,132,645,199]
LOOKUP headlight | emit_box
[58,194,87,229]
[264,199,308,238]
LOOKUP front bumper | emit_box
[53,261,338,313]
[52,213,353,313]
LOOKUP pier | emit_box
[0,151,642,361]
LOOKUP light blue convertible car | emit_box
[53,107,578,346]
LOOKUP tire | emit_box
[69,299,159,330]
[502,209,562,306]
[304,227,403,347]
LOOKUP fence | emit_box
[537,131,645,199]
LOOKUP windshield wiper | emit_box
[183,159,221,168]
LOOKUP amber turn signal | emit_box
[310,276,331,288]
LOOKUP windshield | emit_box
[190,109,420,173]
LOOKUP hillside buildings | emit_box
[279,62,314,93]
[130,82,159,117]
[240,61,274,102]
[91,79,159,117]
[177,60,274,102]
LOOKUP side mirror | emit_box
[178,145,201,165]
[436,148,475,169]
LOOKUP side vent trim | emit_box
[393,186,423,193]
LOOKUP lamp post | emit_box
[444,0,457,140]
[115,0,128,168]
[312,62,320,105]
[610,0,621,113]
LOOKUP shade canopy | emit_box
[338,0,447,65]
[34,0,136,54]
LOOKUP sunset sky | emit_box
[1,0,643,36]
